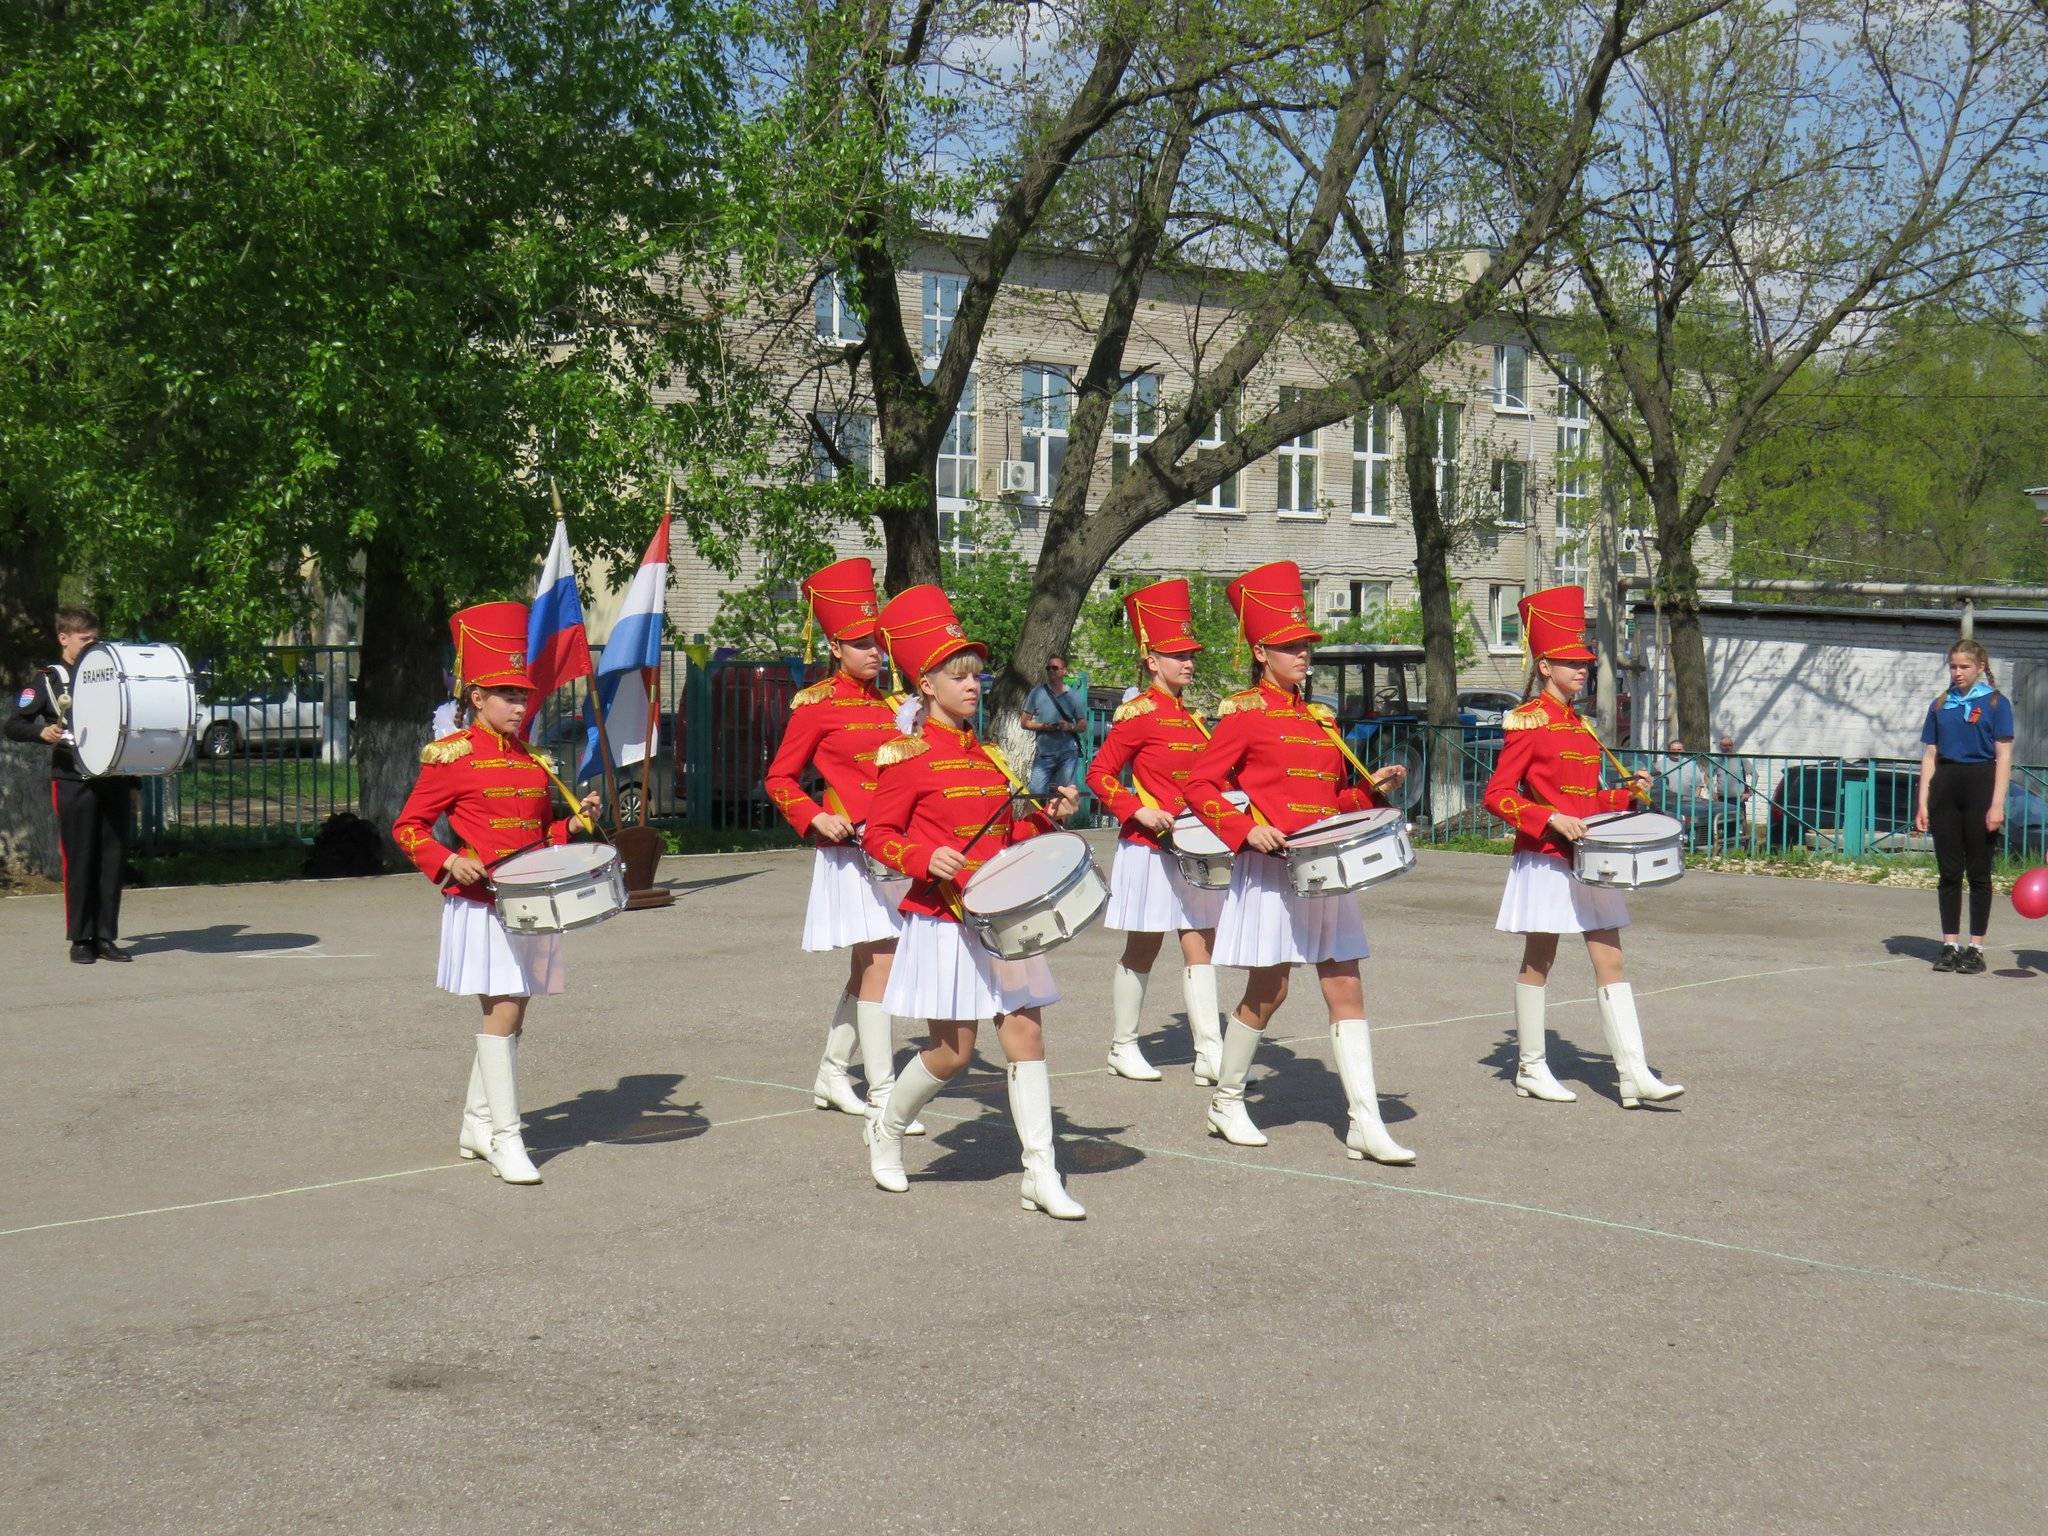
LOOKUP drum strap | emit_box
[531,751,596,834]
[1578,719,1652,807]
[1309,716,1396,803]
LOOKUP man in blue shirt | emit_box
[1023,653,1086,800]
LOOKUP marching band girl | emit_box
[1481,585,1681,1109]
[1183,562,1415,1165]
[1082,578,1227,1083]
[763,558,922,1131]
[860,586,1087,1219]
[394,602,602,1186]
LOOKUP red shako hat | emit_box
[801,557,883,645]
[1519,585,1597,663]
[878,585,986,679]
[1124,577,1202,656]
[450,601,536,693]
[1226,561,1321,647]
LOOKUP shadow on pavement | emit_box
[1884,934,1944,962]
[121,925,320,956]
[662,870,765,898]
[525,1073,705,1165]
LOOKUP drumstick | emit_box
[1580,722,1653,807]
[534,750,598,834]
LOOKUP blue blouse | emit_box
[1920,691,2014,764]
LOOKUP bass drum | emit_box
[67,640,199,778]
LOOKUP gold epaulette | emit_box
[1216,688,1265,718]
[875,734,930,768]
[420,733,472,766]
[790,680,834,710]
[1112,695,1156,724]
[1503,702,1546,732]
[1305,701,1337,725]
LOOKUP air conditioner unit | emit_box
[1618,527,1644,555]
[1326,592,1354,615]
[1001,460,1037,496]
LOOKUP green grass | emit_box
[133,841,311,887]
[174,757,359,801]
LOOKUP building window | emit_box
[1110,374,1158,483]
[811,412,872,482]
[1346,579,1390,616]
[1491,458,1527,527]
[1020,364,1070,502]
[935,372,977,504]
[938,507,976,561]
[1274,387,1320,516]
[1426,402,1459,512]
[1492,343,1528,411]
[1490,583,1524,652]
[921,273,964,363]
[1350,405,1391,521]
[1555,357,1592,584]
[814,271,864,347]
[1193,394,1241,514]
[1555,353,1591,419]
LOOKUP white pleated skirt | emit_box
[1495,851,1632,934]
[436,894,565,997]
[1214,850,1369,968]
[1104,839,1226,933]
[801,844,908,952]
[882,913,1058,1021]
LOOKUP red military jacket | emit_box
[1084,685,1212,850]
[863,715,1053,922]
[762,671,902,837]
[1184,680,1386,851]
[393,723,578,905]
[1482,691,1634,862]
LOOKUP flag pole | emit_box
[553,477,623,831]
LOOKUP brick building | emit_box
[663,234,1732,696]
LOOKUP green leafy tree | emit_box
[0,0,753,843]
[1073,574,1247,712]
[939,511,1036,678]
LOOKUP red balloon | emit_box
[2012,867,2048,921]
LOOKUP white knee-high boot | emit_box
[1010,1060,1085,1219]
[1181,964,1224,1084]
[1596,983,1684,1107]
[1206,1017,1269,1146]
[1107,965,1162,1080]
[1331,1018,1416,1165]
[854,1001,926,1134]
[1513,983,1576,1102]
[473,1033,541,1185]
[458,1045,492,1159]
[866,1055,947,1193]
[812,993,866,1116]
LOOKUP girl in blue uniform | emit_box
[1913,639,2014,974]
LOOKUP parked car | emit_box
[196,676,335,759]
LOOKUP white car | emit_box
[196,678,337,758]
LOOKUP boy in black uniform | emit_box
[5,606,134,963]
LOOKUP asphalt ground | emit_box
[2,837,2043,1535]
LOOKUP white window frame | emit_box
[1192,394,1242,515]
[1492,343,1529,413]
[814,271,864,347]
[938,506,977,561]
[1020,364,1070,505]
[1346,579,1391,616]
[1427,402,1460,512]
[1490,583,1525,654]
[1274,387,1321,518]
[1491,457,1527,528]
[935,369,977,508]
[1555,367,1592,584]
[921,273,964,365]
[1350,405,1392,522]
[1110,374,1159,484]
[811,411,873,483]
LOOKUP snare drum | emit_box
[67,640,198,778]
[1572,810,1684,889]
[491,843,628,933]
[1166,791,1248,890]
[1283,809,1415,895]
[850,823,905,884]
[960,831,1109,959]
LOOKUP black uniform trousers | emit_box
[54,776,130,943]
[1928,759,1997,938]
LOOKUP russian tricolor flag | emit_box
[522,519,594,740]
[586,512,670,776]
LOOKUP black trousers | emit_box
[1929,759,1997,937]
[53,776,130,943]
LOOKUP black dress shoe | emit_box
[1955,946,1987,975]
[1931,944,1961,972]
[69,942,97,965]
[95,941,132,963]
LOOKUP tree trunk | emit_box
[0,517,63,879]
[355,535,446,864]
[877,471,941,595]
[1401,403,1461,727]
[1656,511,1712,746]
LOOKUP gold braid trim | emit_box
[1216,688,1266,718]
[790,680,834,710]
[1503,702,1547,732]
[876,735,930,767]
[1112,695,1157,724]
[420,734,472,765]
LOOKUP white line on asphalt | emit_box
[0,1106,816,1240]
[230,951,375,961]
